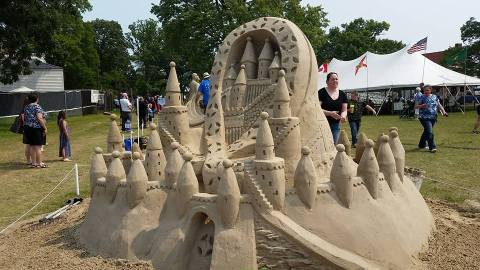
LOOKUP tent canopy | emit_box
[9,86,36,93]
[318,46,480,91]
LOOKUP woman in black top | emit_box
[318,72,348,144]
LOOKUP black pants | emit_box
[139,113,147,128]
[121,111,131,131]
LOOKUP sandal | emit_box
[30,164,38,168]
[38,163,48,168]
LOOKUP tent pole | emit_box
[466,85,480,104]
[444,84,464,114]
[376,87,392,116]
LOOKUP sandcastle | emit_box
[80,17,434,270]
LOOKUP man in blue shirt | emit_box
[197,72,210,112]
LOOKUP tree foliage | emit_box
[151,0,329,75]
[0,0,92,84]
[126,19,169,96]
[46,21,100,89]
[88,19,131,91]
[319,18,405,62]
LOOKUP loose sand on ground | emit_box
[0,199,478,270]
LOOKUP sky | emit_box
[82,0,480,52]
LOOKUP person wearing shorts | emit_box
[23,93,48,168]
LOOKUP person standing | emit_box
[415,85,448,153]
[197,72,211,112]
[413,87,423,119]
[20,97,32,165]
[347,91,377,147]
[318,72,348,144]
[23,93,48,168]
[138,97,148,128]
[472,104,480,134]
[57,111,71,161]
[119,93,132,131]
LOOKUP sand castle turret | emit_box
[357,139,379,199]
[107,114,123,153]
[294,147,317,209]
[229,65,247,109]
[258,38,274,79]
[269,70,301,186]
[339,130,352,155]
[256,112,275,160]
[241,37,257,79]
[254,112,286,211]
[377,135,401,193]
[161,62,191,144]
[354,132,368,163]
[105,151,126,202]
[331,144,354,208]
[389,130,405,182]
[132,142,144,160]
[268,51,281,83]
[176,152,199,217]
[373,133,383,156]
[90,147,107,197]
[165,61,182,106]
[217,159,241,228]
[165,142,183,188]
[145,123,166,182]
[273,70,291,118]
[126,152,148,208]
[224,64,237,89]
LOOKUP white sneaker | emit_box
[430,149,437,153]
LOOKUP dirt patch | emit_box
[417,199,480,270]
[0,199,153,270]
[0,199,478,270]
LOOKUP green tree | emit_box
[47,21,100,89]
[319,18,405,62]
[0,0,91,84]
[441,17,480,77]
[151,0,329,79]
[127,19,169,96]
[88,19,131,91]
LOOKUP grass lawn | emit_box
[0,110,479,229]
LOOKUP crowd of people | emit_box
[318,72,455,153]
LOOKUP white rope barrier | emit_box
[0,166,76,235]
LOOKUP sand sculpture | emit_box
[81,17,434,269]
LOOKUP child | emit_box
[57,111,71,161]
[147,103,154,124]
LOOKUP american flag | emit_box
[407,37,428,54]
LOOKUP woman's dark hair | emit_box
[22,97,31,107]
[326,72,338,83]
[57,111,67,126]
[27,93,38,103]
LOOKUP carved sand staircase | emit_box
[243,160,273,211]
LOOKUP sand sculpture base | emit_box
[80,17,433,270]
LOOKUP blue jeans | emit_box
[349,120,361,146]
[419,118,436,150]
[329,122,341,145]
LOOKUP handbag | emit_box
[9,115,24,134]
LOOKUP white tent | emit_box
[318,46,480,91]
[9,86,36,93]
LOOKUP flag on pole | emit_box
[318,63,328,73]
[407,37,428,54]
[355,55,367,75]
[445,48,467,65]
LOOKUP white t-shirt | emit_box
[120,98,132,112]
